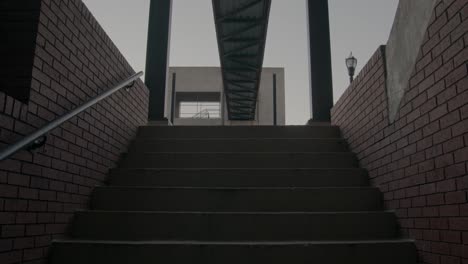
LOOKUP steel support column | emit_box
[273,74,277,126]
[307,0,334,122]
[145,0,172,121]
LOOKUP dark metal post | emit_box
[307,0,334,122]
[273,74,277,126]
[145,0,172,121]
[170,73,176,124]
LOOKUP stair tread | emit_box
[111,168,366,173]
[54,239,415,245]
[95,186,377,190]
[132,151,354,154]
[121,152,359,169]
[51,125,416,263]
[109,168,368,187]
[77,210,395,214]
[132,138,346,141]
[52,238,416,264]
[112,168,364,171]
[128,138,349,152]
[92,186,382,212]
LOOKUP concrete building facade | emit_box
[165,67,286,126]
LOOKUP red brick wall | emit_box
[0,0,149,263]
[331,0,467,263]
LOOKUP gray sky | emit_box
[83,0,399,124]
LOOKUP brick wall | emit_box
[331,0,467,263]
[0,0,149,263]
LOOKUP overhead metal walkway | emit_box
[212,0,272,120]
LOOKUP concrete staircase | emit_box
[50,125,417,263]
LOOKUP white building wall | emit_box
[165,67,286,126]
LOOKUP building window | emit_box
[179,102,221,119]
[175,92,221,119]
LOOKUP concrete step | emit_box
[119,152,359,169]
[109,168,369,187]
[137,126,342,139]
[72,211,397,241]
[91,187,382,212]
[51,239,417,264]
[128,138,349,153]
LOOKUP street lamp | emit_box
[346,52,358,83]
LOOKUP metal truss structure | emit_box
[213,0,272,120]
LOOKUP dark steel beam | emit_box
[170,73,176,124]
[145,0,172,121]
[307,0,334,122]
[273,74,277,126]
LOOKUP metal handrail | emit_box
[0,71,144,161]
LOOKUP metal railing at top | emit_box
[179,109,222,119]
[179,102,221,119]
[0,71,144,161]
[192,109,211,119]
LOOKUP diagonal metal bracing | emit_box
[221,23,261,41]
[226,79,257,85]
[229,101,256,108]
[223,68,257,73]
[223,42,260,57]
[231,91,258,98]
[229,96,257,103]
[216,0,264,22]
[226,53,258,59]
[226,83,256,91]
[227,58,259,71]
[213,0,272,120]
[226,71,258,81]
[223,18,265,24]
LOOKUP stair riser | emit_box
[128,139,348,153]
[91,188,382,212]
[109,169,369,187]
[72,212,397,241]
[137,126,342,139]
[51,242,417,264]
[120,153,359,169]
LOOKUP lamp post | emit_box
[346,52,358,83]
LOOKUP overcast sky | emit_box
[83,0,399,124]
